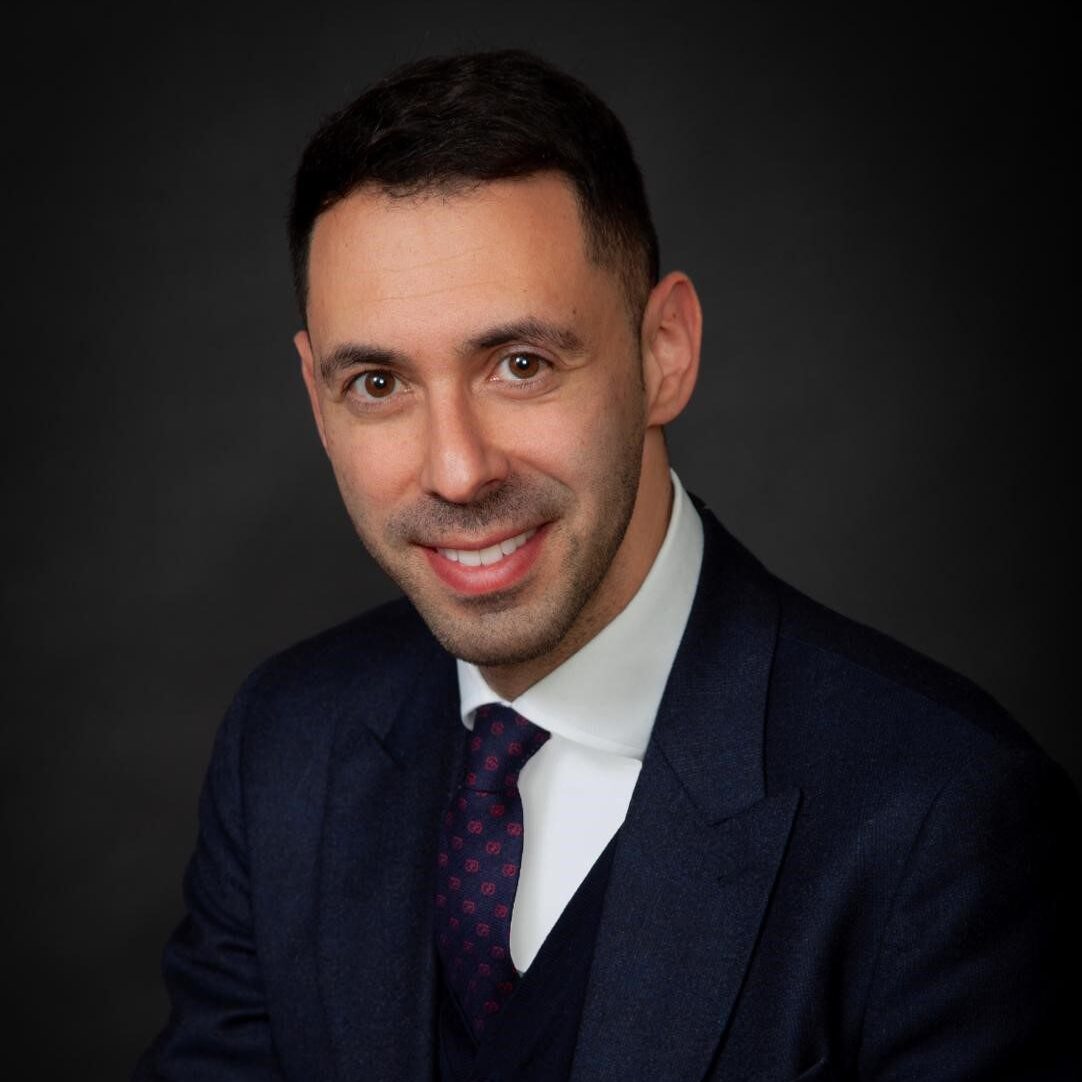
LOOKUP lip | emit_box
[421,523,548,596]
[424,524,540,554]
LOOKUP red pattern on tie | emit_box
[435,704,549,1036]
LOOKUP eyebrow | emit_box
[463,318,586,357]
[319,343,410,385]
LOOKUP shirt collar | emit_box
[456,470,704,759]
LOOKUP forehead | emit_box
[304,174,622,349]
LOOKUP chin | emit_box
[418,598,575,671]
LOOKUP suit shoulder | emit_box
[695,505,1041,771]
[768,577,1056,788]
[781,582,1015,726]
[756,580,1082,896]
[223,597,445,748]
[254,596,435,687]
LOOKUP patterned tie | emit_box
[435,703,550,1037]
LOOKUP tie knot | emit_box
[462,704,549,793]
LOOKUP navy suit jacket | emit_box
[137,507,1081,1080]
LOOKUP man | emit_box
[137,51,1080,1081]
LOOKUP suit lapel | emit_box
[316,632,462,1082]
[572,513,801,1082]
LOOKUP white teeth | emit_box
[437,528,537,567]
[478,544,504,566]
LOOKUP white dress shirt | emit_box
[456,470,704,970]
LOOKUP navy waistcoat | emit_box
[438,834,619,1081]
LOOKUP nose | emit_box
[419,388,509,505]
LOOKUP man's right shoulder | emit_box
[219,596,448,753]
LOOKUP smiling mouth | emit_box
[435,527,538,567]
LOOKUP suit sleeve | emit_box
[133,674,285,1081]
[857,746,1082,1080]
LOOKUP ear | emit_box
[640,271,702,427]
[295,329,328,452]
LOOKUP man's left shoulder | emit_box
[767,579,1075,812]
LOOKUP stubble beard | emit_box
[347,440,645,670]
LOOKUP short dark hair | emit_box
[288,50,659,325]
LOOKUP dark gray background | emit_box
[3,2,1075,1076]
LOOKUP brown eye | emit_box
[505,353,542,379]
[358,371,396,399]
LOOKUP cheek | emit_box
[324,426,414,519]
[505,406,595,479]
[519,400,643,503]
[581,374,646,459]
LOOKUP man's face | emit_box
[297,174,664,677]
